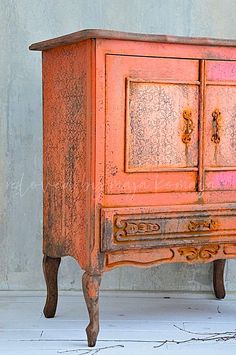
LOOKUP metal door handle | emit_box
[211,109,222,144]
[182,109,194,144]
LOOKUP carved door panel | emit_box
[105,55,200,194]
[204,61,236,190]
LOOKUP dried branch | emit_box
[57,344,124,354]
[154,325,236,348]
[174,324,236,336]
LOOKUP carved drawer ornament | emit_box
[114,216,160,241]
[188,219,218,232]
[178,245,220,261]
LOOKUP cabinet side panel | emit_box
[42,41,92,268]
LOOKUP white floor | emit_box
[1,291,236,354]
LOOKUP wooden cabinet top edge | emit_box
[29,28,236,51]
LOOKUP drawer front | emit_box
[101,205,236,251]
[105,55,200,194]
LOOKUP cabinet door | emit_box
[105,55,200,194]
[204,61,236,191]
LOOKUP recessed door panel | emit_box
[205,85,236,168]
[105,55,200,194]
[204,61,236,191]
[126,79,199,172]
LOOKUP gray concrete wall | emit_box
[1,0,236,291]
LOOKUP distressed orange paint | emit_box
[42,41,93,269]
[30,29,236,347]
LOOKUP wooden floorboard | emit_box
[0,292,236,354]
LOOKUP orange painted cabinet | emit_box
[30,30,236,347]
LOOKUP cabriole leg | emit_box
[43,255,61,318]
[82,272,102,347]
[213,259,226,299]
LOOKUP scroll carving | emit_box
[188,219,218,232]
[114,216,160,242]
[106,249,175,269]
[178,245,220,261]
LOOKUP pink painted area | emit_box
[205,171,236,190]
[207,61,236,81]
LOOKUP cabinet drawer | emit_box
[101,205,236,252]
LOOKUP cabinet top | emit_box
[29,29,236,51]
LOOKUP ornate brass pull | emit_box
[211,109,222,144]
[188,219,218,232]
[182,109,194,144]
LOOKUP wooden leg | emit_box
[213,259,226,299]
[82,272,102,347]
[43,255,61,318]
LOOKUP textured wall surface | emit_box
[1,0,236,291]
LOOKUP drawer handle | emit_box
[211,109,222,144]
[182,109,194,144]
[188,219,218,232]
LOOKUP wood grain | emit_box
[29,29,236,51]
[43,255,61,318]
[82,272,102,347]
[213,259,226,299]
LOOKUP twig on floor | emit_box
[154,325,236,348]
[174,324,236,336]
[57,344,124,354]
